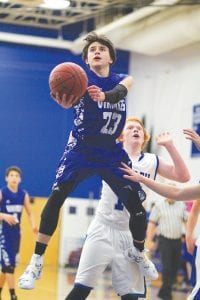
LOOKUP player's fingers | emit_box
[52,92,62,104]
[183,128,193,133]
[50,91,56,99]
[87,85,99,90]
[68,95,79,104]
[120,163,133,175]
[121,162,131,169]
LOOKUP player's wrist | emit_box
[101,92,106,101]
[139,175,146,183]
[163,141,175,151]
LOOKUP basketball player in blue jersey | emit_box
[64,117,190,300]
[0,166,38,300]
[18,32,186,293]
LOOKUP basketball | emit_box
[49,62,88,108]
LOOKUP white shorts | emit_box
[75,216,146,297]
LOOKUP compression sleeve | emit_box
[104,84,128,103]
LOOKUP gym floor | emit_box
[1,264,191,300]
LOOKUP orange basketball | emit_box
[49,62,88,108]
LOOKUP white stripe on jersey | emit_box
[96,152,159,230]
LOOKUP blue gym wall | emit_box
[0,41,130,198]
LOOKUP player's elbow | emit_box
[178,172,191,183]
[120,76,134,91]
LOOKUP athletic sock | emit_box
[35,241,47,255]
[65,285,91,300]
[133,240,144,251]
[121,295,138,300]
[9,289,17,300]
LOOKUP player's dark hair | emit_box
[5,166,22,177]
[82,31,116,65]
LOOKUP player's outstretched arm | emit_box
[120,162,200,201]
[183,128,200,151]
[87,75,133,103]
[156,132,190,182]
[119,75,134,92]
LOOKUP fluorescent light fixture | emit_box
[40,0,70,10]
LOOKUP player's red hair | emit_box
[118,117,150,151]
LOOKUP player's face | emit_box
[85,42,113,69]
[6,171,21,188]
[123,121,145,147]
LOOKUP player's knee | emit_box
[65,284,92,300]
[40,181,75,235]
[41,181,75,219]
[2,265,15,274]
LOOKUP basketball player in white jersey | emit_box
[65,117,190,300]
[121,128,200,300]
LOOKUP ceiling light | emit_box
[40,0,70,10]
[0,0,9,3]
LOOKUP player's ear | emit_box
[109,57,113,65]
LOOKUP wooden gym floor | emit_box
[1,264,191,300]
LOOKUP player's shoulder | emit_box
[1,186,8,195]
[142,152,158,161]
[0,186,6,192]
[110,71,128,81]
[143,152,156,158]
[17,187,27,197]
[22,188,28,195]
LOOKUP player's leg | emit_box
[18,180,76,290]
[123,189,158,280]
[101,168,158,280]
[2,266,18,300]
[65,218,113,299]
[1,239,18,300]
[157,236,173,299]
[112,229,146,299]
[65,284,92,300]
[121,295,138,300]
[0,270,6,299]
[19,148,95,289]
[98,146,147,251]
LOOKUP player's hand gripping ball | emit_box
[49,62,88,108]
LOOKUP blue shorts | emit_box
[0,229,20,267]
[53,141,146,203]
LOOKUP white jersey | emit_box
[75,152,158,296]
[96,152,159,230]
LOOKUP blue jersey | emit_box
[72,69,127,147]
[0,186,25,267]
[53,68,146,204]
